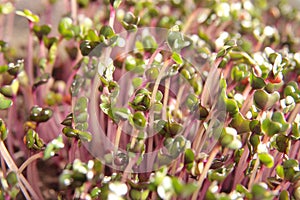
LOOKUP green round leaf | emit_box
[132,111,146,130]
[258,153,274,168]
[0,94,12,110]
[279,190,289,200]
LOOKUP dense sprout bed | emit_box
[0,0,300,199]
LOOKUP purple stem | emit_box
[69,139,78,163]
[26,21,34,85]
[232,144,249,189]
[26,151,44,199]
[109,4,115,28]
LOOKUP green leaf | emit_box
[102,61,116,82]
[254,90,279,110]
[0,119,8,141]
[276,165,284,179]
[142,35,158,53]
[145,67,159,81]
[250,120,262,134]
[157,152,173,166]
[294,187,300,200]
[132,77,143,89]
[74,112,88,123]
[180,68,192,80]
[220,127,242,149]
[75,97,88,113]
[170,122,184,137]
[58,17,74,39]
[195,104,209,120]
[284,81,298,97]
[16,9,39,23]
[77,131,92,142]
[131,111,146,130]
[24,129,44,150]
[198,29,214,49]
[29,106,53,123]
[90,187,101,198]
[62,127,78,138]
[33,73,50,89]
[236,184,251,199]
[280,96,295,113]
[262,118,281,137]
[0,86,13,97]
[6,171,18,187]
[25,129,36,149]
[258,153,274,168]
[271,112,290,132]
[279,190,289,200]
[234,148,244,163]
[44,135,64,160]
[209,164,235,182]
[49,42,58,67]
[172,177,197,198]
[99,25,115,39]
[250,134,260,153]
[125,55,136,71]
[167,27,191,51]
[0,94,12,110]
[111,107,131,122]
[189,75,203,94]
[109,182,128,196]
[100,102,110,115]
[129,89,151,111]
[231,64,249,82]
[130,189,150,200]
[217,45,234,58]
[0,79,19,97]
[61,113,73,127]
[291,121,300,140]
[172,52,183,64]
[216,47,227,58]
[121,12,140,30]
[43,37,58,49]
[230,112,250,134]
[283,159,299,181]
[275,134,290,153]
[227,138,243,150]
[265,82,283,93]
[110,0,122,9]
[184,148,194,165]
[226,98,239,116]
[155,90,163,102]
[113,152,129,166]
[220,131,234,147]
[75,122,88,131]
[158,120,183,137]
[283,159,299,168]
[250,72,266,89]
[166,136,186,158]
[251,183,274,200]
[77,0,89,7]
[87,29,99,41]
[0,2,14,15]
[0,65,8,73]
[80,40,101,56]
[284,82,300,103]
[33,24,51,40]
[218,55,230,68]
[185,94,199,110]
